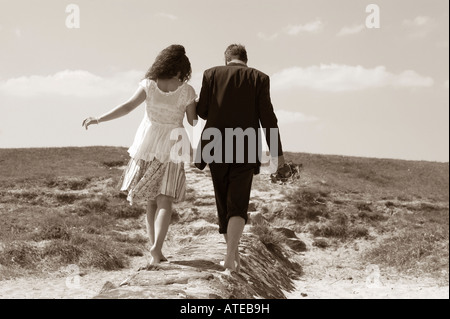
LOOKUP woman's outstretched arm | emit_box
[82,87,146,130]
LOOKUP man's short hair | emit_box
[224,44,248,63]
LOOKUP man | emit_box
[195,44,285,272]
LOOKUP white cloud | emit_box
[14,28,22,37]
[271,64,434,92]
[0,70,143,98]
[257,19,323,40]
[284,19,323,35]
[403,16,431,27]
[276,110,319,125]
[257,32,279,41]
[155,12,178,20]
[402,16,436,38]
[337,24,365,37]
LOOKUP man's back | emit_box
[197,63,268,130]
[196,62,282,170]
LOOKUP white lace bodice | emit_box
[127,79,197,163]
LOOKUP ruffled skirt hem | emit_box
[118,157,186,205]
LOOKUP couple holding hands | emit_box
[82,44,286,273]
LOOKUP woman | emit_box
[82,45,198,264]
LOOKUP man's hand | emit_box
[276,155,285,170]
[266,155,286,175]
[276,156,292,178]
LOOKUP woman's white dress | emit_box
[119,78,197,205]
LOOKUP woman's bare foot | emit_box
[149,246,165,265]
[149,245,168,262]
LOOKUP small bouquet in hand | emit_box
[270,162,302,184]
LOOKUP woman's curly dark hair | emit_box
[144,45,192,82]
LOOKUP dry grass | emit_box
[0,147,146,280]
[251,224,286,247]
[363,207,449,281]
[253,151,449,283]
[0,147,128,181]
[283,152,449,202]
[0,147,448,284]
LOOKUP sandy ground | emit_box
[288,279,449,299]
[0,257,146,299]
[285,235,449,299]
[0,234,448,299]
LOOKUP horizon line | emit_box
[0,145,448,164]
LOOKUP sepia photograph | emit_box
[0,0,448,306]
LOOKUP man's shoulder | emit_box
[204,65,269,80]
[204,65,224,74]
[247,67,270,80]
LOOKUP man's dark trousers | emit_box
[209,163,257,234]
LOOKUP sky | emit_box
[0,0,449,162]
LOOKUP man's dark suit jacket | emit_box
[195,62,283,174]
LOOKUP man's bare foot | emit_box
[220,260,239,273]
[235,249,241,273]
[221,268,234,276]
[220,250,241,272]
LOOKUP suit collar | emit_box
[227,59,247,67]
[227,62,248,67]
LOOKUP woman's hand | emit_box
[82,87,146,131]
[82,117,99,130]
[185,101,198,126]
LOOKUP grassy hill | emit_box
[0,147,448,289]
[284,152,448,202]
[1,147,447,201]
